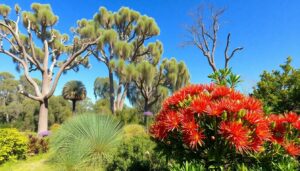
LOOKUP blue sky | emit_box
[1,0,300,101]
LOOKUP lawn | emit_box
[0,154,54,171]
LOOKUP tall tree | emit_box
[253,57,300,113]
[76,7,162,113]
[184,5,243,83]
[62,80,87,115]
[0,4,99,133]
[130,58,190,114]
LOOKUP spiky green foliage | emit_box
[253,57,300,113]
[50,114,123,170]
[62,80,87,114]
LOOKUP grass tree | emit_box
[76,7,162,113]
[62,80,87,115]
[0,4,99,133]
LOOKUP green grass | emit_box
[0,153,56,171]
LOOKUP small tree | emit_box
[62,80,87,115]
[253,57,300,113]
[0,4,99,133]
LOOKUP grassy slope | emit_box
[0,153,56,171]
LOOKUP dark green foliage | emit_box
[253,57,300,113]
[0,128,28,164]
[108,128,168,171]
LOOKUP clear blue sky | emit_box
[1,0,300,101]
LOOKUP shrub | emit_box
[123,124,147,139]
[150,84,272,168]
[108,126,167,171]
[50,123,60,133]
[27,133,49,156]
[50,113,123,170]
[115,108,141,125]
[0,128,28,164]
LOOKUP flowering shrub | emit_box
[268,112,300,156]
[150,84,274,167]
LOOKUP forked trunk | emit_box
[38,99,48,134]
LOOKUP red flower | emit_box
[164,111,180,131]
[219,121,250,153]
[285,112,299,124]
[292,120,300,130]
[243,97,262,112]
[211,86,231,98]
[255,123,271,140]
[271,123,286,144]
[244,111,265,124]
[205,102,223,117]
[190,97,209,114]
[150,124,167,139]
[250,137,264,152]
[283,142,300,156]
[183,129,205,149]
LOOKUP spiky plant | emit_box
[50,114,123,170]
[62,80,87,115]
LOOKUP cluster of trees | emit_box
[0,3,190,133]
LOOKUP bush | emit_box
[50,113,123,170]
[150,84,299,169]
[0,128,28,164]
[50,123,60,133]
[107,124,167,171]
[27,133,49,156]
[115,108,141,125]
[123,124,147,139]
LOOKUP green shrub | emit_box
[115,108,141,125]
[108,126,167,171]
[123,124,147,139]
[0,128,28,164]
[50,123,60,133]
[50,113,123,170]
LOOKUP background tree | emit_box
[0,3,99,133]
[0,72,18,122]
[94,77,117,99]
[184,5,243,84]
[130,58,190,118]
[76,7,162,113]
[62,80,87,115]
[253,57,300,113]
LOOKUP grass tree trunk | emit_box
[108,68,115,114]
[38,99,48,133]
[72,100,77,115]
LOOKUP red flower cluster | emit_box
[268,112,300,156]
[150,84,271,154]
